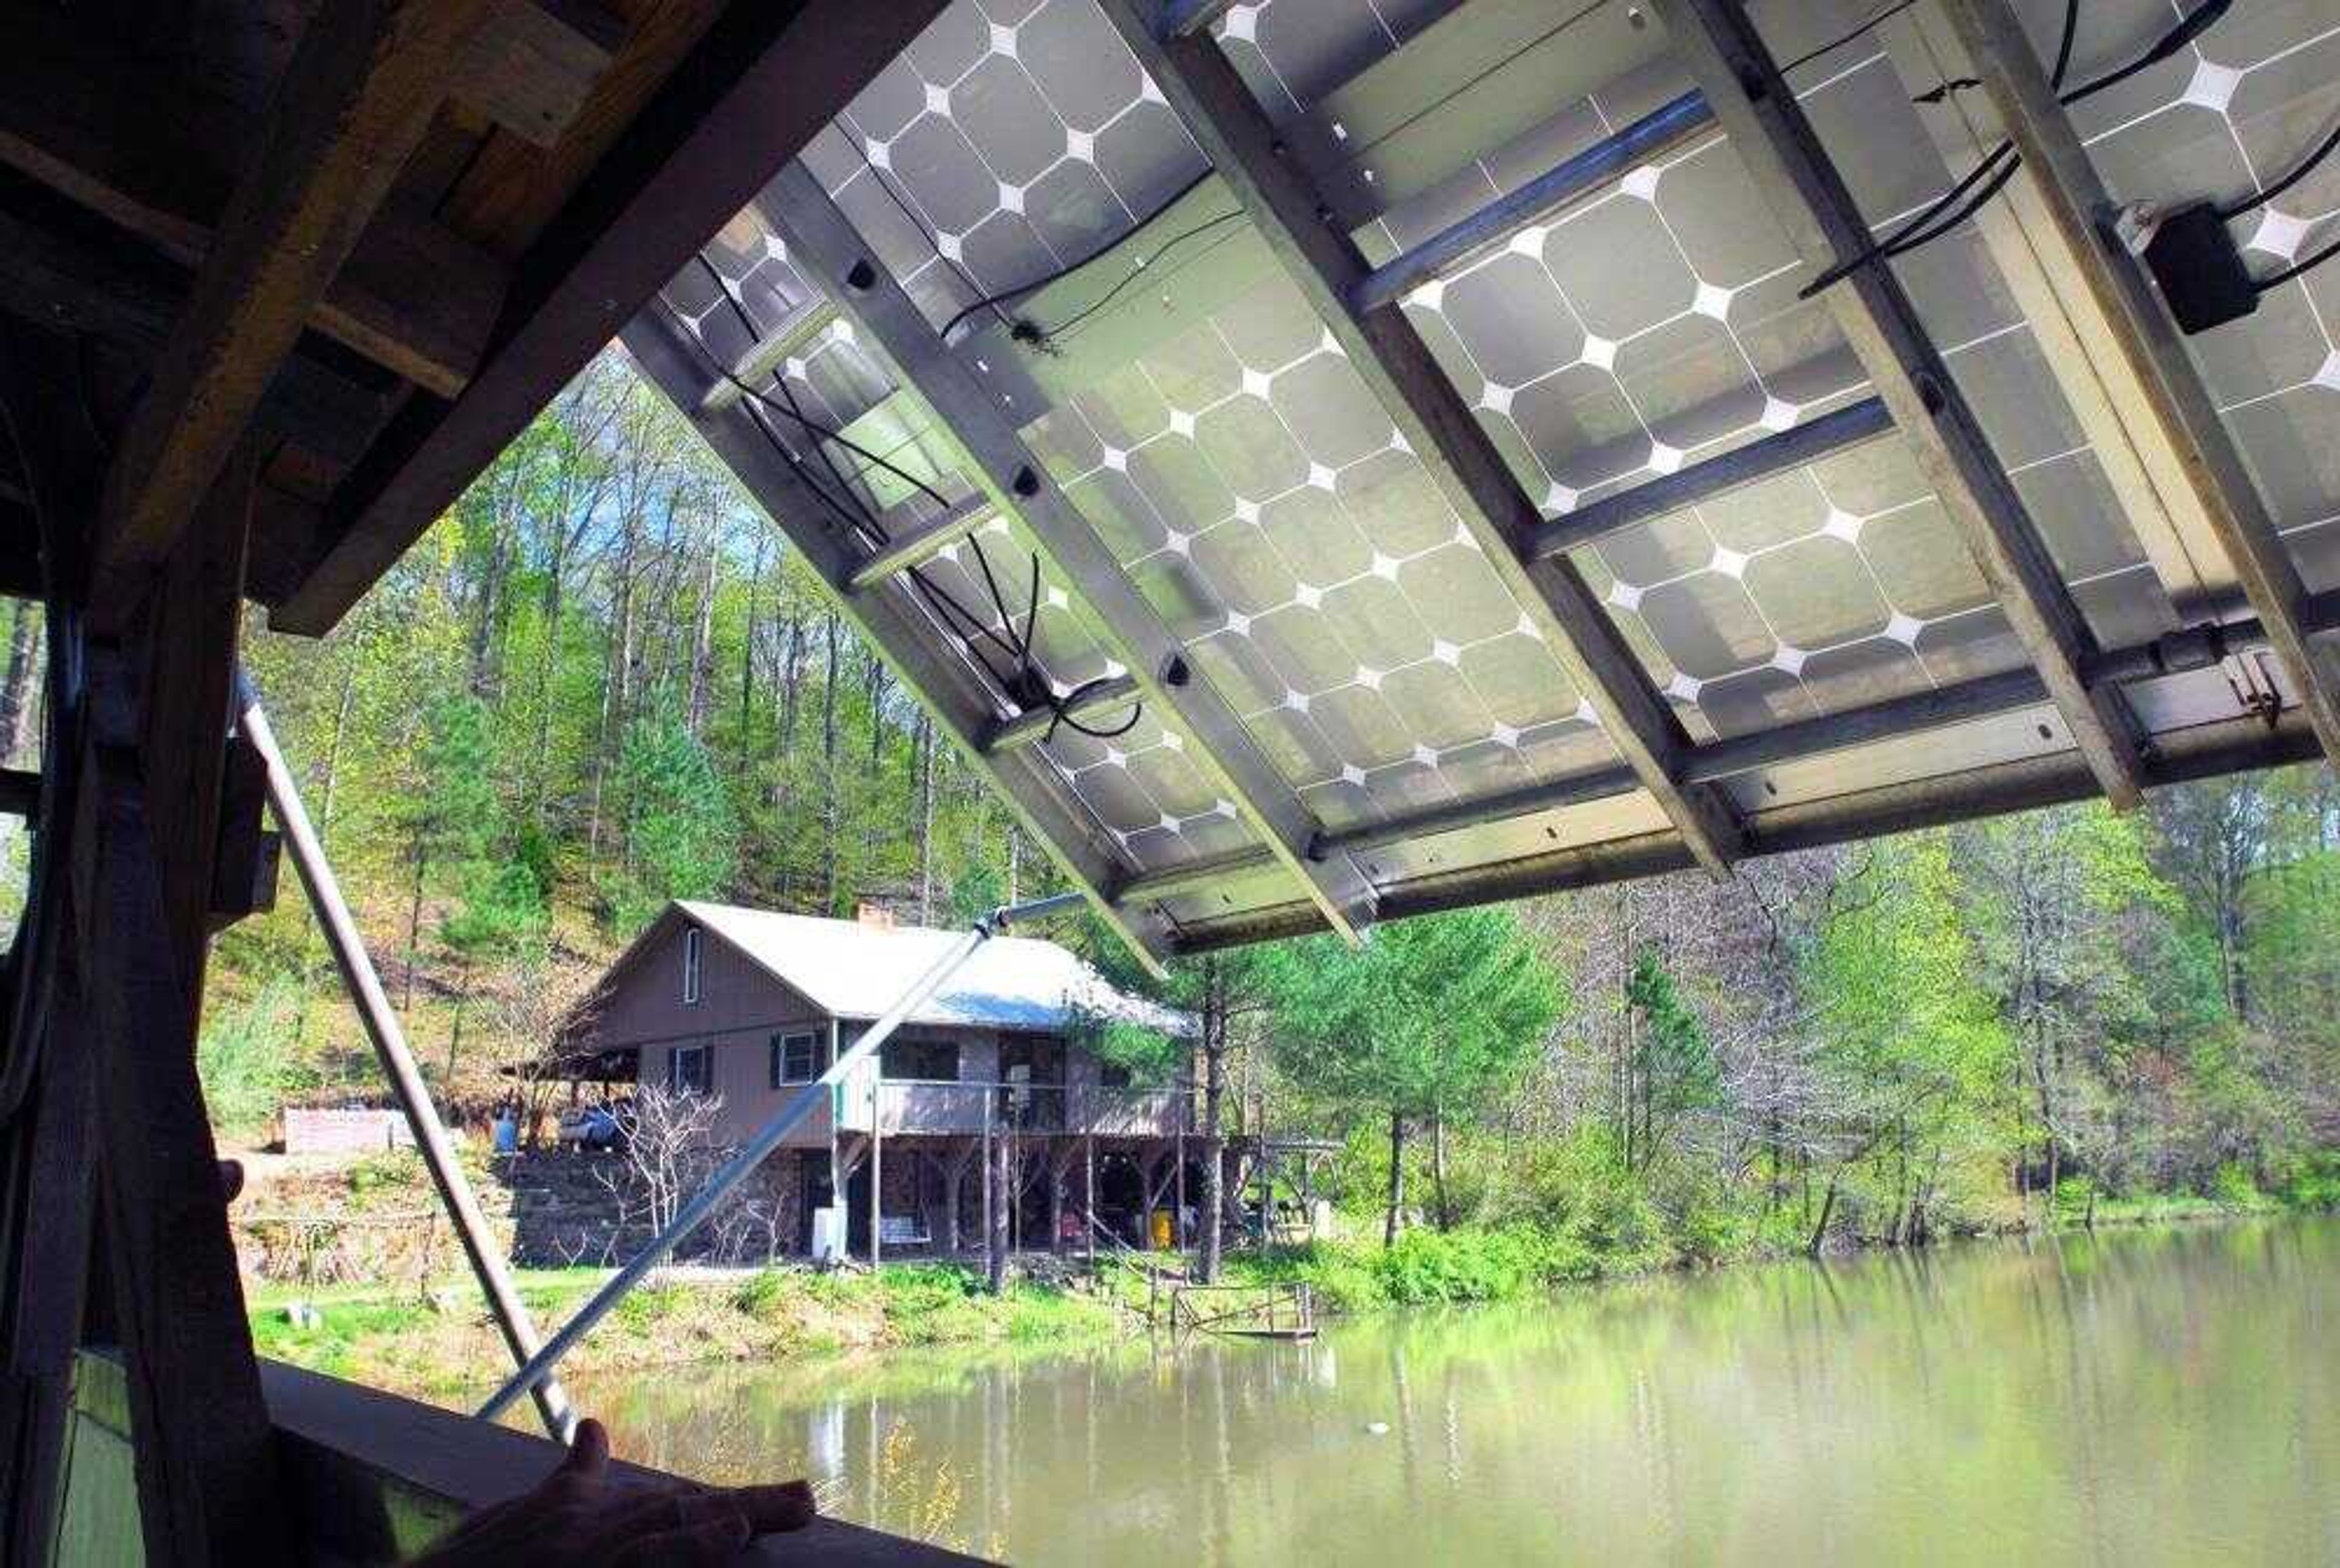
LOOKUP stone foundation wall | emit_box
[494,1148,806,1268]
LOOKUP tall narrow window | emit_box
[670,1045,712,1095]
[682,926,703,1006]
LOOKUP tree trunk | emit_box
[1807,1168,1840,1257]
[403,834,429,1013]
[1430,1107,1452,1231]
[916,716,936,924]
[1200,959,1226,1284]
[1384,1110,1407,1247]
[686,543,717,739]
[820,612,840,913]
[0,601,40,762]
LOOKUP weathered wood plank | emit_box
[91,0,494,611]
[275,0,948,636]
[0,11,506,400]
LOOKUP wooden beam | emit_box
[454,0,631,149]
[1931,0,2340,766]
[1095,0,1746,878]
[760,162,1375,942]
[275,0,950,635]
[0,12,505,399]
[91,0,496,615]
[1653,0,2149,810]
[0,187,391,466]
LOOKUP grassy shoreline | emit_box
[249,1184,2331,1403]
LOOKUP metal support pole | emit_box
[235,672,577,1442]
[478,890,1084,1419]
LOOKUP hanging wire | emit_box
[1797,0,2234,300]
[672,257,1141,744]
[937,169,1217,344]
[2219,117,2340,221]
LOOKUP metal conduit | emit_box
[236,671,579,1442]
[477,889,1088,1421]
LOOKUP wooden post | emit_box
[868,1075,881,1269]
[1174,1130,1188,1251]
[1084,1137,1096,1265]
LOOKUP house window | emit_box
[1098,1060,1132,1090]
[668,1045,712,1095]
[771,1031,826,1087]
[682,926,703,1006]
[881,1038,960,1082]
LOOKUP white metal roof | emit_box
[674,900,1191,1036]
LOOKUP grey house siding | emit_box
[571,909,1188,1144]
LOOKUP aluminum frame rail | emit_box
[759,161,1375,941]
[1097,0,1749,881]
[476,890,1088,1421]
[622,311,1168,967]
[1932,0,2340,766]
[235,672,577,1442]
[1654,0,2150,810]
[1293,596,2330,866]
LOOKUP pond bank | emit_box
[247,1183,2328,1403]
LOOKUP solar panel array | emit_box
[628,0,2340,960]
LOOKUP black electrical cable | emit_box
[1036,208,1249,342]
[1798,141,2021,298]
[1776,0,1921,77]
[2060,0,2234,108]
[938,168,1215,343]
[1801,0,2227,300]
[673,262,1140,742]
[2253,227,2340,293]
[2220,118,2340,221]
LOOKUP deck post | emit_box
[868,1077,882,1269]
[1174,1132,1188,1252]
[1085,1137,1097,1265]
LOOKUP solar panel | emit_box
[623,0,2340,962]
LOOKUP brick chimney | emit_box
[855,901,896,931]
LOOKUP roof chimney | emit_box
[855,901,896,931]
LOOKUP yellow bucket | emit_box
[1150,1208,1174,1250]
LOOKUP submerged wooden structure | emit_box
[2,0,2336,1560]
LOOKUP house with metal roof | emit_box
[555,901,1204,1262]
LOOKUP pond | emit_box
[561,1218,2338,1565]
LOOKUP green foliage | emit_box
[196,978,307,1135]
[608,713,737,932]
[1265,910,1560,1123]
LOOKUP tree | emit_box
[608,712,737,933]
[1264,910,1560,1244]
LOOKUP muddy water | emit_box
[562,1218,2338,1566]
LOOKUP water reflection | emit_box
[558,1219,2338,1566]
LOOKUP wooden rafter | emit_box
[0,10,506,400]
[760,161,1377,942]
[1096,0,1746,878]
[89,0,497,614]
[274,0,951,636]
[1654,0,2150,811]
[1931,0,2340,765]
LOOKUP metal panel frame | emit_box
[1654,0,2150,810]
[1530,397,1895,559]
[1934,0,2340,765]
[622,311,1172,968]
[759,163,1375,942]
[1097,0,1748,879]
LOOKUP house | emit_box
[551,900,1208,1262]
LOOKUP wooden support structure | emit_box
[1928,0,2340,765]
[1652,0,2149,810]
[1095,0,1748,879]
[89,0,498,615]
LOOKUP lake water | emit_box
[566,1218,2338,1565]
